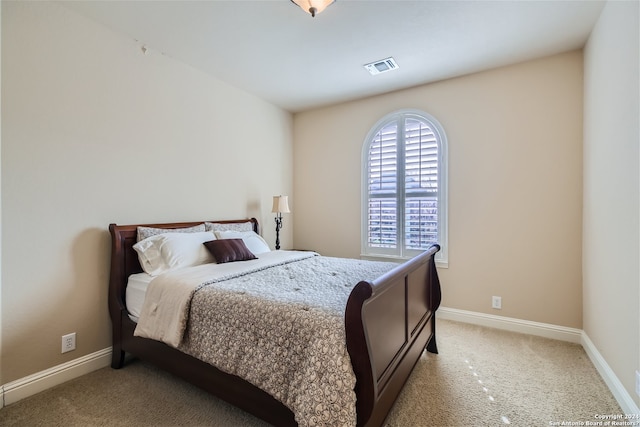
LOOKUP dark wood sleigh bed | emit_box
[108,218,442,426]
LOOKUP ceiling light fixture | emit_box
[290,0,335,17]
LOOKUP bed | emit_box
[108,218,441,426]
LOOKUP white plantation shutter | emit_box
[404,118,438,250]
[367,122,398,249]
[362,110,448,263]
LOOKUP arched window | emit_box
[361,110,448,265]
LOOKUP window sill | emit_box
[360,253,448,269]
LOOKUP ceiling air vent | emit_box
[364,57,399,76]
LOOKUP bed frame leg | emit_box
[111,346,125,369]
[426,316,438,354]
[426,335,438,354]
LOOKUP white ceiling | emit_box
[60,0,606,113]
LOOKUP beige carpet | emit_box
[0,319,621,426]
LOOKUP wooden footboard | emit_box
[109,219,441,427]
[346,245,441,427]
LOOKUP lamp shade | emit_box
[290,0,335,17]
[272,196,291,214]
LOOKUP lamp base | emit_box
[274,215,283,250]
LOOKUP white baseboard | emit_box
[437,306,583,343]
[438,306,639,416]
[1,347,112,408]
[581,333,640,416]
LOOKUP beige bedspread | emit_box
[134,250,316,347]
[135,251,399,426]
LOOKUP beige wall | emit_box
[1,1,293,383]
[583,0,639,407]
[293,51,584,328]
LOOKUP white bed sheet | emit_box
[126,272,154,321]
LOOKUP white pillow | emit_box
[133,231,216,276]
[205,221,254,233]
[137,223,205,242]
[215,230,271,255]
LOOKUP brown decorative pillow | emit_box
[203,239,257,264]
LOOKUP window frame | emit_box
[361,109,448,267]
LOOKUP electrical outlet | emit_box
[636,370,640,397]
[61,333,76,353]
[492,296,502,310]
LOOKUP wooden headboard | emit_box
[108,218,259,317]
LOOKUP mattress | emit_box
[126,272,154,321]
